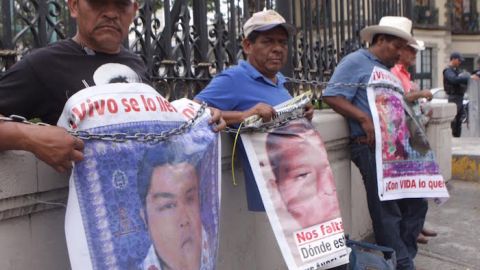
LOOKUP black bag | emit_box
[346,239,396,270]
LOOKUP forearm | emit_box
[221,111,251,125]
[405,91,424,103]
[0,121,32,152]
[445,69,469,85]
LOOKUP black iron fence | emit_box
[0,0,409,100]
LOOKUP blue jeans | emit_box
[350,143,428,270]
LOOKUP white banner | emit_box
[59,82,220,270]
[241,97,349,269]
[367,66,449,202]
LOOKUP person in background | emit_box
[443,52,479,137]
[390,39,438,245]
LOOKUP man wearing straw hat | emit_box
[323,16,425,270]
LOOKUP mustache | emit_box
[94,20,122,31]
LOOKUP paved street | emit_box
[415,179,480,270]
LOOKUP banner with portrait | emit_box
[367,66,449,202]
[241,97,349,270]
[58,82,220,270]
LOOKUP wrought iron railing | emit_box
[413,4,439,27]
[448,0,480,34]
[0,0,408,100]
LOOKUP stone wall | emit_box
[0,104,455,270]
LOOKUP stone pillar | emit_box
[426,102,457,181]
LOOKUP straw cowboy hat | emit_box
[410,39,425,51]
[360,16,416,44]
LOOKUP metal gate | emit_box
[0,0,410,99]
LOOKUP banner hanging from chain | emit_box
[367,67,449,202]
[57,82,220,270]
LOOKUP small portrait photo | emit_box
[242,118,344,266]
[73,119,219,270]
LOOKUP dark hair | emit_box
[371,33,400,45]
[246,31,262,43]
[137,142,202,207]
[266,120,312,180]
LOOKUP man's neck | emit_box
[72,35,121,54]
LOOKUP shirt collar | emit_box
[360,49,388,69]
[397,64,411,78]
[239,60,286,86]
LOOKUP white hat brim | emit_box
[360,25,416,44]
[409,43,425,51]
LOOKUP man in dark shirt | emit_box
[0,0,224,172]
[443,52,479,137]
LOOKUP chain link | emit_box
[0,115,50,126]
[222,79,404,134]
[284,77,405,95]
[224,111,306,134]
[69,103,207,144]
[1,103,208,144]
[2,80,403,137]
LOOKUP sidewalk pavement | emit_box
[414,137,480,270]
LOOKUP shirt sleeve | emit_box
[0,57,47,119]
[194,72,238,111]
[323,55,365,101]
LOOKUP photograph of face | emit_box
[136,139,216,270]
[67,98,219,269]
[265,120,340,229]
[143,162,202,270]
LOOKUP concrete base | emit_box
[415,180,480,269]
[451,137,480,182]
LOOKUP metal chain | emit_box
[224,112,306,134]
[1,80,403,136]
[0,103,208,144]
[222,79,404,134]
[284,77,405,95]
[0,115,50,126]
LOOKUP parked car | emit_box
[429,87,469,123]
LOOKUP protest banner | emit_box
[367,66,449,202]
[241,96,349,270]
[58,75,219,270]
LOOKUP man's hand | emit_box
[359,116,375,146]
[208,107,226,132]
[471,74,480,81]
[420,90,433,101]
[304,102,314,121]
[23,125,84,173]
[243,103,276,122]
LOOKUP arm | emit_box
[443,68,471,85]
[405,89,432,103]
[323,96,375,146]
[0,120,84,173]
[199,102,276,126]
[207,107,226,131]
